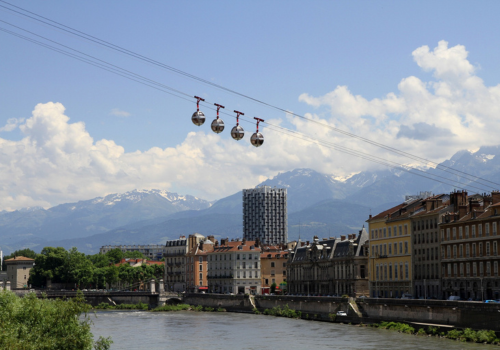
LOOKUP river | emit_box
[90,311,494,350]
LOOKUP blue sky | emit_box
[1,0,500,210]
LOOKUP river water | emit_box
[90,311,494,350]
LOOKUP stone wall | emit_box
[184,294,500,331]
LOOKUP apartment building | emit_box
[4,256,34,289]
[243,186,287,245]
[287,229,369,297]
[164,235,190,292]
[441,191,500,300]
[260,246,288,294]
[367,200,421,298]
[100,244,165,260]
[411,194,452,299]
[207,238,262,295]
[186,235,215,293]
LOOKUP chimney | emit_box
[484,195,493,207]
[255,238,261,248]
[207,235,215,242]
[341,235,346,241]
[459,205,467,219]
[492,191,500,205]
[199,240,204,251]
[369,214,372,220]
[301,242,305,247]
[306,241,310,246]
[221,238,228,246]
[242,238,246,246]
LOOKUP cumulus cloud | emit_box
[110,108,131,117]
[2,41,500,210]
[0,117,24,132]
[298,40,500,164]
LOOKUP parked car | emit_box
[336,311,347,316]
[401,293,413,299]
[485,300,498,303]
[448,296,462,301]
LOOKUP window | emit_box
[472,225,476,238]
[404,242,408,254]
[388,227,392,237]
[460,263,464,276]
[479,243,483,257]
[199,264,203,271]
[248,254,252,260]
[383,244,387,256]
[465,226,469,239]
[243,254,246,259]
[199,256,203,263]
[389,244,392,255]
[254,262,258,268]
[283,262,286,267]
[404,224,408,235]
[399,226,403,236]
[473,262,477,276]
[486,242,491,256]
[271,270,275,276]
[448,264,452,276]
[394,264,398,279]
[466,244,470,257]
[453,245,457,258]
[478,224,483,237]
[493,222,498,235]
[486,223,490,236]
[271,262,275,268]
[453,263,457,277]
[447,246,451,259]
[389,264,392,279]
[405,262,409,279]
[466,263,470,276]
[487,262,491,276]
[376,265,379,279]
[459,227,463,239]
[494,242,498,256]
[237,254,240,260]
[394,243,397,255]
[399,242,403,254]
[472,243,476,257]
[371,230,374,239]
[495,261,498,276]
[441,229,444,241]
[459,245,463,258]
[480,262,484,276]
[446,228,450,240]
[453,227,456,239]
[199,273,202,281]
[383,228,387,237]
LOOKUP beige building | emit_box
[260,246,288,294]
[5,256,34,289]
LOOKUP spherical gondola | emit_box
[250,132,264,147]
[211,118,225,133]
[231,125,244,140]
[192,95,206,126]
[192,111,205,126]
[250,117,265,147]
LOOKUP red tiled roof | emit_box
[5,256,34,262]
[368,203,406,221]
[211,241,261,253]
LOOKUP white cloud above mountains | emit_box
[1,41,500,210]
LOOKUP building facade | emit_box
[260,246,288,294]
[441,191,500,300]
[207,238,262,295]
[100,244,165,260]
[186,235,215,293]
[4,256,35,289]
[164,236,190,292]
[411,194,451,299]
[243,186,287,245]
[287,229,369,297]
[367,200,419,298]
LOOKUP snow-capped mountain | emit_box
[0,189,212,252]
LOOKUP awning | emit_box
[198,287,208,290]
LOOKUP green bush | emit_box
[416,328,427,336]
[204,306,214,312]
[253,308,261,315]
[328,313,336,322]
[216,307,226,312]
[193,305,203,312]
[261,305,301,318]
[0,290,112,350]
[445,329,463,340]
[152,304,191,312]
[477,330,497,343]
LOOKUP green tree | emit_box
[123,251,146,259]
[67,248,94,289]
[105,248,123,264]
[0,290,112,349]
[104,265,119,289]
[88,253,111,268]
[271,282,277,294]
[1,248,37,271]
[30,247,70,287]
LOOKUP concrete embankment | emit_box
[184,294,500,331]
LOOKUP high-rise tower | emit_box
[243,186,287,245]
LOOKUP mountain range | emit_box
[1,145,499,255]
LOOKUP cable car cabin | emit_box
[211,118,224,133]
[191,111,205,126]
[250,132,264,147]
[231,125,244,140]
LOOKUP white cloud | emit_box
[2,41,500,210]
[0,117,24,132]
[110,108,131,117]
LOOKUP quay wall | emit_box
[184,294,500,331]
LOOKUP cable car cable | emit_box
[0,22,494,193]
[0,0,498,189]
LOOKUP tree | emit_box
[104,265,119,289]
[123,251,146,259]
[30,247,70,287]
[271,282,277,294]
[105,248,123,264]
[87,253,111,268]
[1,248,37,271]
[67,248,94,288]
[0,290,112,349]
